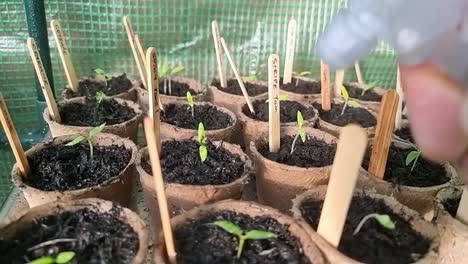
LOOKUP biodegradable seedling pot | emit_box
[136,138,253,234]
[210,78,268,114]
[280,76,321,101]
[136,76,205,113]
[343,82,386,113]
[238,96,319,148]
[44,97,143,142]
[11,133,137,208]
[153,199,325,263]
[313,98,378,137]
[62,74,140,102]
[433,186,468,263]
[0,198,148,264]
[362,140,458,215]
[292,186,440,264]
[161,100,240,144]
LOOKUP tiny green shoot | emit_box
[214,220,278,258]
[65,123,106,158]
[361,81,378,96]
[292,71,311,86]
[406,149,421,172]
[353,213,396,235]
[265,94,288,103]
[94,68,108,86]
[290,111,306,154]
[341,85,361,115]
[95,91,107,104]
[187,91,194,117]
[159,60,185,95]
[29,251,76,264]
[242,75,257,82]
[198,122,207,162]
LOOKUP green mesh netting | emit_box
[0,0,398,207]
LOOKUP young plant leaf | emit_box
[160,61,170,76]
[199,145,208,162]
[353,213,396,235]
[214,220,242,236]
[298,71,311,76]
[197,122,206,144]
[347,100,361,108]
[405,150,421,171]
[341,85,349,101]
[95,91,107,104]
[361,81,378,96]
[242,75,257,82]
[299,128,306,143]
[170,65,185,75]
[56,251,76,264]
[94,68,106,76]
[297,111,304,128]
[187,91,194,108]
[244,230,278,240]
[65,135,86,146]
[89,123,106,137]
[28,256,55,264]
[266,94,288,103]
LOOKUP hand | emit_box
[400,62,468,184]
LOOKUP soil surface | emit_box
[159,79,197,96]
[442,196,461,217]
[65,73,133,98]
[0,206,139,264]
[142,139,245,185]
[395,126,414,143]
[258,136,336,168]
[25,142,131,191]
[162,103,233,130]
[173,210,310,264]
[243,100,317,123]
[59,98,136,126]
[314,102,376,128]
[300,194,431,264]
[344,84,382,102]
[212,79,267,96]
[281,77,321,94]
[362,143,449,187]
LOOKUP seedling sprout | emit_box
[292,71,311,86]
[353,213,395,235]
[28,251,75,264]
[187,91,194,117]
[340,85,361,115]
[242,75,257,82]
[198,122,208,162]
[159,60,185,95]
[95,91,107,104]
[65,123,106,158]
[290,110,306,154]
[360,81,378,96]
[406,149,421,172]
[214,220,278,258]
[265,94,288,103]
[94,68,109,86]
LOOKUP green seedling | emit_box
[265,94,288,103]
[353,213,396,235]
[360,81,378,96]
[95,91,107,104]
[341,85,361,115]
[94,68,109,86]
[290,111,306,154]
[214,220,278,258]
[198,122,207,162]
[242,75,257,82]
[66,123,106,158]
[187,91,194,117]
[406,149,421,172]
[29,251,75,264]
[159,60,185,95]
[292,71,311,86]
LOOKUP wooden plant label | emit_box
[220,37,254,113]
[354,61,364,84]
[334,70,345,97]
[283,19,297,84]
[211,20,227,88]
[0,95,30,177]
[317,124,368,247]
[368,90,399,178]
[395,66,404,129]
[268,54,281,152]
[146,47,161,154]
[135,34,147,70]
[143,117,176,263]
[123,16,147,88]
[320,60,331,111]
[27,37,61,123]
[456,186,468,225]
[50,20,78,92]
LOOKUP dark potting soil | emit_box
[280,77,321,95]
[0,206,139,264]
[300,194,431,264]
[25,142,131,191]
[395,126,414,143]
[344,83,382,102]
[362,143,449,187]
[243,100,317,123]
[64,73,133,98]
[313,102,376,128]
[174,210,310,264]
[142,140,245,185]
[442,196,461,217]
[59,98,136,126]
[212,79,267,96]
[159,79,197,96]
[258,136,336,168]
[162,103,233,130]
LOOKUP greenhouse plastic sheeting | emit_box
[0,0,398,207]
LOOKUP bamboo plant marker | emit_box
[334,70,345,97]
[368,91,399,178]
[317,124,368,247]
[143,117,176,263]
[283,18,297,84]
[123,16,147,88]
[220,37,255,113]
[211,20,227,88]
[27,37,61,123]
[395,66,404,129]
[354,61,364,84]
[146,47,161,154]
[0,95,30,177]
[268,54,281,152]
[135,34,147,69]
[50,20,78,92]
[320,60,331,111]
[456,186,468,225]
